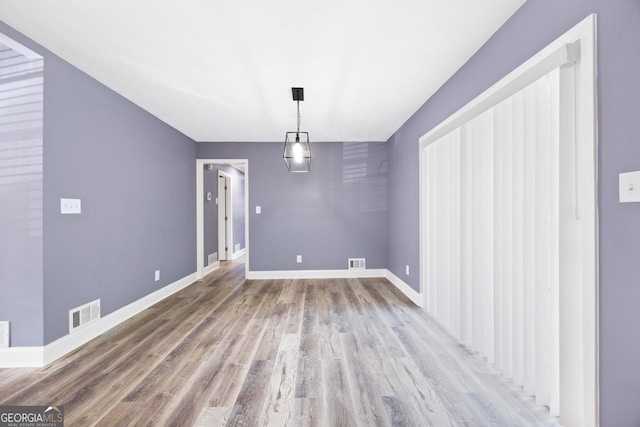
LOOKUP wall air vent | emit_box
[69,299,100,333]
[348,258,366,270]
[0,321,9,348]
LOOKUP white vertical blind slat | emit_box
[534,74,552,407]
[549,68,561,418]
[452,132,461,339]
[460,125,472,346]
[522,83,537,396]
[512,91,525,387]
[474,111,494,360]
[492,103,504,373]
[502,98,514,380]
[469,118,486,356]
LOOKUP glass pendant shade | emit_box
[283,131,310,172]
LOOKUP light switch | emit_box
[256,206,261,214]
[61,198,81,214]
[619,171,640,203]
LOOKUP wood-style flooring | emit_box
[0,259,558,426]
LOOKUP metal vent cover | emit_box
[69,299,101,333]
[348,258,366,270]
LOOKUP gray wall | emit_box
[197,142,387,271]
[386,1,640,425]
[0,20,197,346]
[203,164,245,265]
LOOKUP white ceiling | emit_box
[0,0,525,142]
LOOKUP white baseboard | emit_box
[385,270,423,307]
[247,269,388,280]
[0,272,198,368]
[232,248,246,260]
[0,346,43,368]
[202,261,220,276]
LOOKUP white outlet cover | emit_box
[256,206,261,214]
[60,198,81,214]
[619,171,640,203]
[296,255,302,263]
[155,270,160,281]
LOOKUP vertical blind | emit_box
[423,68,561,415]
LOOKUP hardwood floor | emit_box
[0,259,558,426]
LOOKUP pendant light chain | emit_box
[296,100,301,134]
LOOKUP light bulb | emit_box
[292,141,303,164]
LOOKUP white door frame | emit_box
[196,159,249,279]
[418,15,597,427]
[217,170,233,261]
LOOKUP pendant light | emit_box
[283,87,311,172]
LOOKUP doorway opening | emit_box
[196,159,249,279]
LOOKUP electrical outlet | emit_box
[406,265,410,276]
[296,255,302,263]
[155,270,160,281]
[60,198,81,214]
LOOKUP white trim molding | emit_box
[232,248,246,260]
[0,31,41,59]
[385,270,423,307]
[0,346,43,368]
[202,261,220,277]
[0,272,198,368]
[247,269,388,280]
